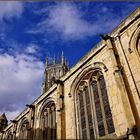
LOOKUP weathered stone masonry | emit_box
[0,7,140,140]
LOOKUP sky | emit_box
[0,1,139,121]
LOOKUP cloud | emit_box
[0,2,23,22]
[47,3,95,39]
[27,3,95,40]
[25,43,38,54]
[0,51,44,121]
[27,3,138,41]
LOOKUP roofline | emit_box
[3,6,140,130]
[60,6,140,82]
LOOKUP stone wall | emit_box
[1,7,140,140]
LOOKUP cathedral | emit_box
[0,7,140,139]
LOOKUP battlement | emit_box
[42,52,68,94]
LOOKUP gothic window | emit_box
[76,70,114,139]
[91,72,115,136]
[40,102,56,140]
[92,79,105,137]
[19,119,29,139]
[76,83,95,139]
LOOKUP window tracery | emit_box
[76,70,114,139]
[40,102,56,140]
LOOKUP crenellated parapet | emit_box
[42,51,69,94]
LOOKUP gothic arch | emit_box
[39,98,56,140]
[70,63,108,97]
[38,97,55,118]
[18,117,30,139]
[129,26,140,98]
[129,26,140,59]
[70,65,114,139]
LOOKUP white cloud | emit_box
[0,52,44,121]
[25,44,38,54]
[28,3,96,40]
[26,3,118,40]
[47,3,95,39]
[0,2,23,22]
[27,3,137,41]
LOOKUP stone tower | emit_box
[0,113,8,132]
[42,52,68,94]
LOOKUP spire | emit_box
[66,60,69,70]
[0,113,8,132]
[61,51,65,65]
[0,113,7,121]
[53,53,56,64]
[45,56,49,66]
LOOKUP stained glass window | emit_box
[76,71,114,139]
[85,86,95,139]
[79,91,87,139]
[92,80,105,137]
[98,75,115,134]
[76,84,95,139]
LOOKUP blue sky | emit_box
[0,2,139,121]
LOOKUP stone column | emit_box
[34,106,41,140]
[12,122,17,140]
[56,82,65,139]
[25,105,35,139]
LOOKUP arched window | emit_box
[19,119,29,139]
[76,70,114,139]
[40,101,56,140]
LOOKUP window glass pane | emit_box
[76,71,115,139]
[107,118,115,133]
[82,129,87,139]
[98,122,105,136]
[85,87,94,139]
[98,75,115,134]
[92,80,105,137]
[79,92,87,139]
